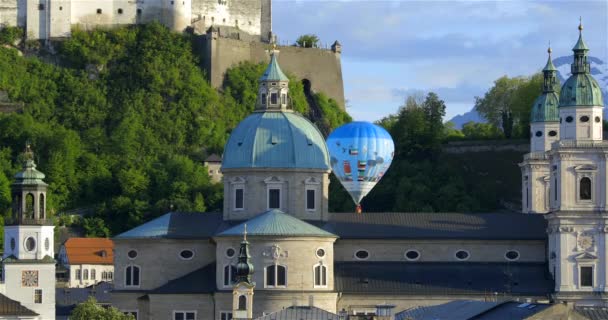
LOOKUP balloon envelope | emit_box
[327,121,395,205]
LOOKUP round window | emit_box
[548,131,557,137]
[455,250,469,260]
[355,250,369,260]
[25,237,36,252]
[127,250,138,259]
[226,248,236,258]
[316,248,326,258]
[535,131,542,137]
[505,250,520,261]
[10,238,15,251]
[580,116,590,122]
[595,116,601,123]
[566,116,573,123]
[44,238,50,251]
[405,250,420,261]
[179,250,194,260]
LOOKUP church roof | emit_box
[56,282,113,317]
[335,262,553,295]
[255,306,340,320]
[559,73,604,107]
[221,111,330,170]
[218,209,337,238]
[151,262,216,294]
[259,53,289,82]
[63,237,114,265]
[530,92,559,123]
[0,293,38,316]
[114,212,224,239]
[323,212,546,240]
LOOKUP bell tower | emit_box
[232,225,255,320]
[2,144,56,319]
[255,48,290,112]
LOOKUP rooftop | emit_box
[0,293,38,316]
[114,212,224,239]
[255,306,340,320]
[63,237,114,265]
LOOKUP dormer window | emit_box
[270,93,278,105]
[261,93,266,105]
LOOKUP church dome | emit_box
[531,92,559,123]
[222,111,330,170]
[558,73,603,107]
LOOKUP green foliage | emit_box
[474,73,549,138]
[0,27,24,46]
[82,217,110,238]
[313,92,352,130]
[70,297,134,320]
[296,34,320,48]
[461,121,504,140]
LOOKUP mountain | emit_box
[446,55,608,128]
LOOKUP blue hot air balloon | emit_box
[326,121,395,212]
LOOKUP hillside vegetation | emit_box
[0,23,350,238]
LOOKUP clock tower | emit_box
[1,145,56,319]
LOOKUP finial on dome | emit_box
[243,223,247,241]
[547,41,552,56]
[578,17,583,32]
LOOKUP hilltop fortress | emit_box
[0,0,346,107]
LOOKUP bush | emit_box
[0,27,23,46]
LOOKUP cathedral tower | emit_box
[232,225,255,320]
[2,145,56,319]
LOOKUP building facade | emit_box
[58,237,114,288]
[0,146,56,320]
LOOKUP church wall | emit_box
[205,36,345,109]
[215,237,336,292]
[113,239,215,291]
[222,169,330,221]
[3,262,55,320]
[147,293,215,320]
[521,159,551,214]
[334,239,546,263]
[111,291,147,319]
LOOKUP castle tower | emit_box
[232,225,255,320]
[519,46,559,214]
[2,145,56,319]
[543,22,608,305]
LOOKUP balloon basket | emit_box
[355,204,362,214]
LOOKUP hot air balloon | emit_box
[327,121,395,213]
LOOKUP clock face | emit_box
[579,235,594,250]
[21,270,39,287]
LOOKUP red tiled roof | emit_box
[64,238,114,265]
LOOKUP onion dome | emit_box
[559,21,604,108]
[235,224,254,285]
[13,145,47,186]
[531,46,559,123]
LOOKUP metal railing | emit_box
[523,152,550,160]
[554,140,608,149]
[4,218,53,226]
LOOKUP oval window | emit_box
[455,250,469,260]
[566,116,573,123]
[44,238,50,251]
[580,116,590,122]
[355,250,369,260]
[179,250,194,260]
[505,250,520,261]
[405,250,420,261]
[535,131,542,137]
[10,238,15,251]
[25,237,36,252]
[316,248,326,258]
[226,248,236,258]
[595,116,601,123]
[127,250,138,259]
[548,131,557,137]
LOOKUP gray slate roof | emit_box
[219,210,337,238]
[335,262,553,295]
[0,293,38,316]
[115,212,224,239]
[151,262,216,294]
[56,281,113,316]
[396,300,554,320]
[255,306,340,320]
[574,306,608,320]
[471,301,553,319]
[323,212,547,240]
[204,154,222,162]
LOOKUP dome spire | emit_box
[256,47,291,112]
[542,42,557,92]
[571,18,590,74]
[235,223,254,285]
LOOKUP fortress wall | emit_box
[206,36,345,109]
[0,0,20,27]
[191,0,264,38]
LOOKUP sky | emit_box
[272,0,608,122]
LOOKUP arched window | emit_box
[83,269,89,280]
[39,194,45,219]
[265,264,286,287]
[238,295,247,310]
[90,269,96,280]
[313,263,327,287]
[102,271,107,280]
[580,177,592,200]
[125,265,140,287]
[108,271,113,280]
[75,269,81,280]
[223,265,236,286]
[25,193,34,219]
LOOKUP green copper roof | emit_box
[260,53,289,82]
[115,212,223,239]
[13,159,47,186]
[222,111,330,170]
[559,73,604,107]
[573,34,589,51]
[531,92,559,123]
[543,56,557,72]
[217,209,337,238]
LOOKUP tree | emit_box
[0,27,23,46]
[296,34,319,48]
[82,217,110,238]
[461,121,504,140]
[70,297,134,320]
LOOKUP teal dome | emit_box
[13,159,47,186]
[531,92,559,123]
[559,73,604,107]
[222,112,330,170]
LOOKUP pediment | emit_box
[574,252,597,261]
[574,164,597,172]
[264,176,284,184]
[230,176,246,185]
